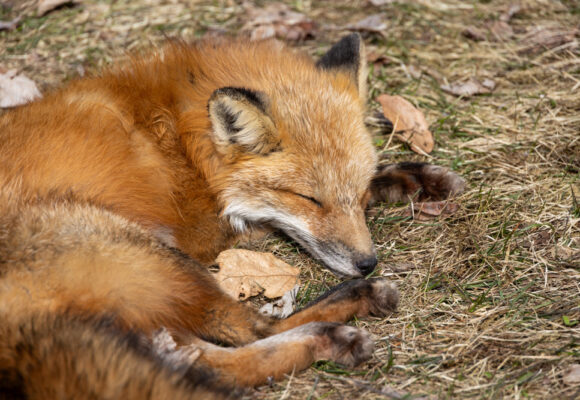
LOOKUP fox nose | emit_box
[355,256,377,276]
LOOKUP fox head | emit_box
[207,34,377,277]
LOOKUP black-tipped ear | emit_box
[316,33,366,94]
[208,87,280,155]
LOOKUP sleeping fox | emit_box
[0,34,462,397]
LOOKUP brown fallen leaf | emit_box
[368,0,396,5]
[487,20,514,41]
[0,69,42,108]
[408,65,443,81]
[462,26,486,41]
[404,201,460,221]
[441,78,495,98]
[215,249,300,300]
[366,46,396,66]
[518,26,578,55]
[0,17,20,31]
[563,364,580,385]
[37,0,79,16]
[383,262,417,273]
[241,2,316,41]
[458,135,513,151]
[500,4,522,23]
[346,14,387,35]
[519,230,551,250]
[376,94,434,154]
[463,5,520,42]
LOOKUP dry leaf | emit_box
[368,0,397,5]
[563,364,580,385]
[215,249,300,300]
[463,26,486,41]
[241,2,316,41]
[0,17,20,31]
[458,135,512,151]
[463,5,520,42]
[519,230,551,250]
[384,262,416,273]
[518,26,578,55]
[407,65,443,81]
[553,244,579,261]
[37,0,79,16]
[259,285,299,318]
[402,201,459,221]
[376,94,434,154]
[487,20,514,41]
[0,69,42,108]
[500,4,522,23]
[441,78,495,98]
[366,46,395,66]
[346,14,387,34]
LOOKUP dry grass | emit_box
[1,0,578,398]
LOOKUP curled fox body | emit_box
[0,34,406,398]
[0,34,464,397]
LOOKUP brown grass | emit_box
[1,0,578,398]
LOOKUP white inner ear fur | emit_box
[209,96,278,154]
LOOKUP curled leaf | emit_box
[0,69,42,108]
[404,201,460,221]
[346,14,387,34]
[0,17,20,31]
[376,94,434,154]
[37,0,79,16]
[518,26,578,55]
[563,364,580,385]
[241,2,316,41]
[441,78,495,98]
[215,249,300,300]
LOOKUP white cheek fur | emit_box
[222,199,361,277]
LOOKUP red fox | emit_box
[0,34,462,397]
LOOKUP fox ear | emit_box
[208,87,280,155]
[316,33,366,96]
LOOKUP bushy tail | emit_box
[0,313,233,400]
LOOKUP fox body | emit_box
[0,35,407,398]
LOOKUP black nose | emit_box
[355,256,377,275]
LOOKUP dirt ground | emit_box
[1,0,578,398]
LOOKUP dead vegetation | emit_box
[1,0,578,398]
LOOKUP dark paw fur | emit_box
[420,164,466,200]
[369,162,466,205]
[320,324,374,367]
[367,278,399,317]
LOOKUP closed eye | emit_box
[295,193,323,208]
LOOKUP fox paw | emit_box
[315,323,374,367]
[305,278,399,318]
[367,278,399,317]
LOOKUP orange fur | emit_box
[0,36,402,397]
[0,37,377,275]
